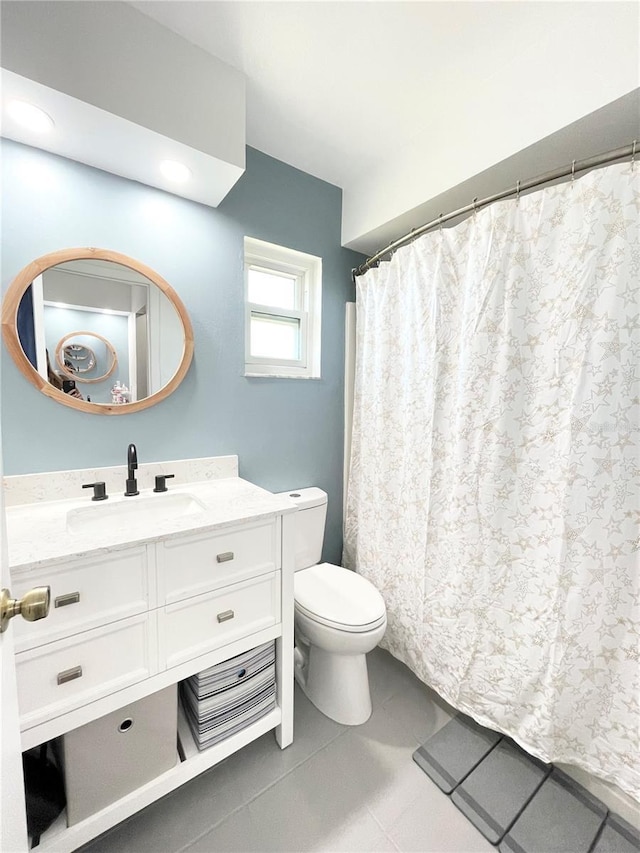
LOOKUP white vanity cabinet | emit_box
[11,546,152,654]
[8,495,295,853]
[157,520,281,669]
[157,519,280,603]
[16,612,157,731]
[161,573,280,668]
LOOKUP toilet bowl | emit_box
[294,563,386,725]
[279,489,387,726]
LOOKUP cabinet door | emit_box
[160,573,280,669]
[11,546,151,652]
[16,613,156,730]
[158,521,279,605]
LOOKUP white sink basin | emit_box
[66,492,208,535]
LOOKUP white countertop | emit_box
[7,477,297,573]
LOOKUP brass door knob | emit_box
[0,586,51,634]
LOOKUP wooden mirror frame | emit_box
[55,332,117,382]
[1,247,194,415]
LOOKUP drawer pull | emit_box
[217,609,235,623]
[216,551,234,563]
[57,665,83,685]
[55,592,80,608]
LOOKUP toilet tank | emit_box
[278,488,327,571]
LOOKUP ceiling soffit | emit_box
[0,1,246,207]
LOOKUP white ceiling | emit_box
[132,1,566,187]
[131,1,640,255]
[3,2,636,257]
[130,2,629,186]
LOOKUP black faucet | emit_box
[124,443,139,496]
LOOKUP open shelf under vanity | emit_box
[33,701,282,852]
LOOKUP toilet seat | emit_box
[295,601,386,633]
[294,563,386,633]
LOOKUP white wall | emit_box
[342,3,640,253]
[44,270,132,313]
[146,286,183,396]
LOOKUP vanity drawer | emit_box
[11,547,151,653]
[157,521,279,605]
[160,573,280,669]
[16,612,157,730]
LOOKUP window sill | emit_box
[244,372,321,380]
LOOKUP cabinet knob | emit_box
[216,552,234,563]
[57,665,83,685]
[55,592,80,608]
[217,610,235,623]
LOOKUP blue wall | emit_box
[1,140,363,563]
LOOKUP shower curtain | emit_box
[344,161,639,800]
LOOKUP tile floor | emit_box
[81,648,495,853]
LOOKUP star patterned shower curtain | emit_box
[343,161,639,799]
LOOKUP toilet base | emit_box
[294,641,373,726]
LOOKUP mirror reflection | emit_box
[17,259,185,406]
[59,341,99,374]
[53,330,119,403]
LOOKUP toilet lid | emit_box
[294,563,386,631]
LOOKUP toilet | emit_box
[280,488,386,726]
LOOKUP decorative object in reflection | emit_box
[55,332,117,384]
[1,248,194,415]
[110,381,130,405]
[63,343,97,374]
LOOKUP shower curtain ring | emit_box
[472,197,478,215]
[516,180,521,204]
[438,213,443,232]
[571,159,576,182]
[632,139,637,170]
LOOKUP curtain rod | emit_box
[353,141,637,278]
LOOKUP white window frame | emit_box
[244,236,322,378]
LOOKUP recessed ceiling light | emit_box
[7,99,54,133]
[160,160,191,183]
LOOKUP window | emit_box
[244,237,322,378]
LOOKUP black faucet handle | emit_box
[82,482,108,501]
[154,474,175,493]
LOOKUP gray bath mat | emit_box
[499,769,608,853]
[451,737,551,844]
[413,713,502,794]
[592,814,640,853]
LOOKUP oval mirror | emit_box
[1,248,194,414]
[56,332,117,382]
